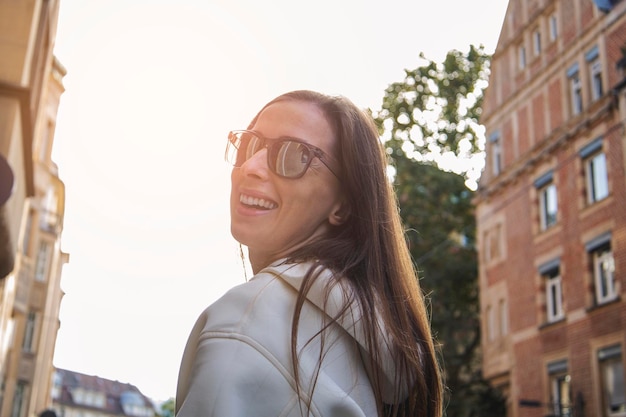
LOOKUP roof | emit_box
[52,368,156,416]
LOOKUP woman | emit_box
[175,90,443,417]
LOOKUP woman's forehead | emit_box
[253,100,336,149]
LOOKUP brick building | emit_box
[476,1,626,417]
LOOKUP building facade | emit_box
[476,0,626,417]
[0,1,68,416]
[476,1,626,416]
[51,368,157,417]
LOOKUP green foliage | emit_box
[156,398,175,417]
[375,46,505,417]
[373,45,490,189]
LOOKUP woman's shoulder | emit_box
[195,260,346,337]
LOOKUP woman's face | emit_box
[230,99,345,272]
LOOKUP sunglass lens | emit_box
[226,132,240,166]
[270,141,310,178]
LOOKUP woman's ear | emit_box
[329,200,351,226]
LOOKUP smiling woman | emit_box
[175,90,443,417]
[51,0,506,403]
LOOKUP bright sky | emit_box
[51,0,508,403]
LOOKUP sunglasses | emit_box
[225,130,340,179]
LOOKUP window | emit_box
[34,241,51,282]
[489,131,502,176]
[487,305,495,341]
[535,171,558,230]
[21,211,33,256]
[586,232,617,305]
[10,381,26,417]
[586,46,604,101]
[484,223,503,264]
[587,152,609,202]
[548,360,572,417]
[550,14,558,40]
[21,312,36,353]
[534,30,542,55]
[540,259,564,323]
[591,60,604,100]
[38,119,54,162]
[519,45,527,69]
[0,378,5,414]
[581,138,609,203]
[598,345,625,416]
[499,299,508,336]
[568,63,583,115]
[41,188,59,231]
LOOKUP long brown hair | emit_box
[248,90,443,417]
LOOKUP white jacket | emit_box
[175,260,399,417]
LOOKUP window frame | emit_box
[546,270,564,322]
[21,311,36,353]
[487,305,496,341]
[10,381,27,417]
[534,29,542,55]
[34,240,51,282]
[519,45,527,69]
[540,259,564,323]
[571,74,583,115]
[539,183,558,230]
[593,247,616,304]
[548,360,572,417]
[586,46,604,101]
[489,131,502,176]
[598,345,626,417]
[586,152,609,203]
[535,171,558,231]
[499,299,508,336]
[580,138,609,204]
[591,59,604,100]
[549,13,558,41]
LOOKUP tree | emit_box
[373,46,505,417]
[375,44,490,190]
[156,398,175,417]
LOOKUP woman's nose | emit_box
[240,147,270,179]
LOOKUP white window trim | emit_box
[519,45,527,69]
[590,59,603,101]
[546,272,564,322]
[534,30,542,55]
[34,241,51,282]
[549,14,558,41]
[593,248,617,305]
[586,152,609,203]
[571,74,583,115]
[539,183,558,230]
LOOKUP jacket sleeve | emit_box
[175,330,299,417]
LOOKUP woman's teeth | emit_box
[240,194,277,209]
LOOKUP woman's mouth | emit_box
[240,193,277,210]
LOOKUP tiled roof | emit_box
[52,368,156,416]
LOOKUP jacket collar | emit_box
[258,259,407,403]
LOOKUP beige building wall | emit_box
[0,1,69,416]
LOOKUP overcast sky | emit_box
[51,0,508,402]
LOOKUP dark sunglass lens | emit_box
[244,135,263,161]
[270,141,310,178]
